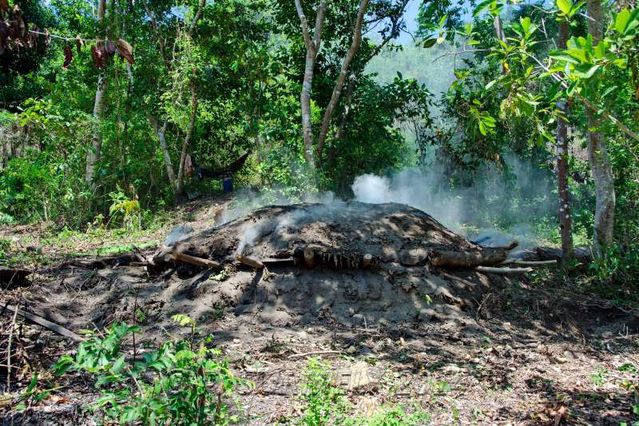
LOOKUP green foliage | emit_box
[296,358,431,425]
[298,358,349,426]
[53,319,248,425]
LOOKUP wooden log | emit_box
[362,254,373,268]
[171,252,221,270]
[303,247,317,269]
[236,255,264,269]
[536,246,592,262]
[430,248,508,268]
[3,305,83,342]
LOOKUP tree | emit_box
[85,0,107,187]
[556,16,574,262]
[585,0,616,255]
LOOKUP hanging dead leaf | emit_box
[116,38,134,64]
[13,5,26,37]
[63,44,73,68]
[75,35,83,54]
[105,40,116,55]
[91,43,106,68]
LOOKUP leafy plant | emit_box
[298,357,349,426]
[53,318,249,425]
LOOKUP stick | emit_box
[475,266,533,274]
[262,258,297,267]
[236,255,264,269]
[502,259,557,266]
[288,350,342,359]
[3,305,83,342]
[171,252,221,270]
[6,304,18,390]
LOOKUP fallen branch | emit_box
[6,303,18,390]
[236,255,264,269]
[262,257,297,267]
[171,252,221,270]
[3,305,83,342]
[288,350,342,359]
[502,259,557,266]
[475,266,533,274]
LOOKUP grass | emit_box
[296,358,431,426]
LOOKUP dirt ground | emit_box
[1,195,639,425]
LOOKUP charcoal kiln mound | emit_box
[24,202,511,334]
[153,201,506,327]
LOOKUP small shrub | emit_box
[53,319,248,425]
[298,358,349,426]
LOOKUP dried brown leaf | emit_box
[75,35,83,54]
[91,43,106,68]
[116,38,134,64]
[63,45,73,68]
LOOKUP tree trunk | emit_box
[300,46,317,168]
[150,116,176,190]
[85,0,107,187]
[586,0,616,256]
[557,21,574,263]
[294,0,327,170]
[176,82,198,197]
[315,0,369,166]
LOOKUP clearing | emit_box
[1,195,638,425]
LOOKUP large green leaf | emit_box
[556,0,572,16]
[615,9,631,34]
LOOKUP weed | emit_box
[298,358,349,426]
[296,358,431,425]
[53,318,249,425]
[590,367,607,386]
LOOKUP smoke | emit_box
[351,157,555,245]
[223,156,554,253]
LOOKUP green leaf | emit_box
[556,0,572,15]
[574,63,601,78]
[549,50,580,64]
[615,9,631,34]
[438,14,448,28]
[422,38,437,48]
[473,0,494,16]
[520,17,531,34]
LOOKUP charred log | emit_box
[430,248,509,268]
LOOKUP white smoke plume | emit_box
[352,157,555,245]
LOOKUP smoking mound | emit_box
[26,202,516,332]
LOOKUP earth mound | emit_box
[24,202,508,333]
[152,201,503,327]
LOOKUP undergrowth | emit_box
[297,358,431,426]
[20,317,251,425]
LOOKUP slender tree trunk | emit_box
[586,0,616,256]
[557,21,574,263]
[150,116,176,190]
[300,46,317,168]
[295,0,326,170]
[315,0,369,166]
[176,82,198,197]
[86,0,108,187]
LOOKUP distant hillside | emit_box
[366,43,458,99]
